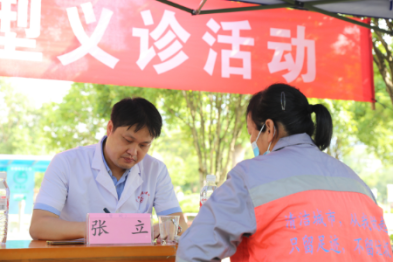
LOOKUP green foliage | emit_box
[342,144,393,204]
[38,83,201,190]
[358,165,393,204]
[0,80,48,155]
[308,66,393,164]
[178,193,200,213]
[308,98,358,160]
[151,128,199,192]
[351,70,393,163]
[164,91,250,185]
[3,58,392,211]
[40,83,108,152]
[41,83,251,188]
[40,83,185,152]
[371,19,393,107]
[306,65,393,203]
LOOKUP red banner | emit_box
[0,0,374,101]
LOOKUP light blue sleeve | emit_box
[157,206,182,216]
[153,164,182,215]
[176,168,257,262]
[34,203,61,216]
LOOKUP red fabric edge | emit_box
[360,18,375,103]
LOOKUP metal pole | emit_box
[194,0,209,15]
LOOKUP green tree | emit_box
[307,66,393,204]
[372,18,393,106]
[150,127,199,193]
[344,151,393,205]
[351,68,393,163]
[40,83,108,152]
[309,98,358,160]
[162,91,250,186]
[41,71,393,190]
[0,81,47,155]
[41,83,250,188]
[308,65,393,163]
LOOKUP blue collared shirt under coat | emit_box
[101,136,131,200]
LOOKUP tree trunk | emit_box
[232,144,246,168]
[372,18,393,106]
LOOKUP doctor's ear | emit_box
[107,120,114,136]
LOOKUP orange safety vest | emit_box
[176,134,392,262]
[231,187,392,261]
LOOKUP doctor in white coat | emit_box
[30,97,187,240]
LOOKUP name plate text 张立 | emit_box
[86,213,152,245]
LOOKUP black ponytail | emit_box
[311,104,333,150]
[246,83,333,151]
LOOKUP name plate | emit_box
[86,213,152,245]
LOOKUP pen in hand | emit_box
[103,208,110,213]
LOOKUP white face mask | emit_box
[251,124,275,157]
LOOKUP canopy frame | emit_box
[156,0,393,35]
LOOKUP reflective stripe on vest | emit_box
[231,176,391,262]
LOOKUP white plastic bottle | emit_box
[0,172,10,244]
[200,175,217,208]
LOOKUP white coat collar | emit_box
[91,138,118,201]
[117,164,143,210]
[91,137,144,210]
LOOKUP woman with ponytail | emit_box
[177,84,391,262]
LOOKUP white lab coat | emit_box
[35,137,181,222]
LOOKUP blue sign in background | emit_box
[6,166,35,215]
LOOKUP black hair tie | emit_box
[307,105,314,113]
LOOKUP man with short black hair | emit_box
[30,97,187,240]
